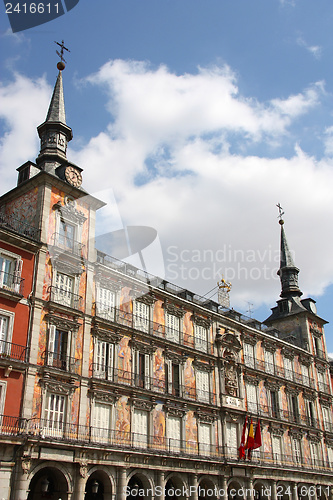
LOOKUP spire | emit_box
[276,206,302,298]
[36,58,73,171]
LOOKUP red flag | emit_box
[238,416,248,459]
[245,418,254,459]
[253,419,262,450]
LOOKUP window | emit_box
[44,393,66,437]
[246,383,258,413]
[306,400,316,426]
[0,251,22,293]
[292,437,302,464]
[94,339,114,380]
[54,272,75,308]
[243,342,255,368]
[132,409,148,448]
[270,391,279,419]
[194,324,208,352]
[272,435,282,463]
[317,371,326,392]
[328,447,333,467]
[226,421,238,458]
[165,312,180,343]
[290,395,299,423]
[166,360,181,397]
[167,415,182,452]
[198,422,211,455]
[133,301,149,333]
[310,441,319,466]
[265,350,275,375]
[48,325,71,371]
[92,402,112,443]
[96,286,115,321]
[301,364,309,386]
[0,381,6,416]
[196,369,210,403]
[133,351,150,389]
[284,357,293,381]
[58,220,75,251]
[322,406,332,432]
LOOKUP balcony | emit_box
[3,416,332,472]
[246,402,320,428]
[91,365,216,404]
[0,340,29,362]
[0,212,40,241]
[243,356,316,389]
[43,350,81,374]
[94,303,213,354]
[48,286,83,311]
[50,232,84,257]
[0,270,24,296]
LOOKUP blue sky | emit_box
[1,0,333,353]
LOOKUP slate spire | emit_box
[277,218,302,298]
[45,70,67,124]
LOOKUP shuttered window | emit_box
[194,325,208,352]
[198,423,211,455]
[133,409,148,448]
[265,350,275,374]
[92,402,112,443]
[44,393,65,437]
[243,343,255,368]
[133,301,149,333]
[196,369,210,403]
[133,352,150,389]
[272,435,282,463]
[0,315,9,354]
[167,416,182,452]
[94,339,114,380]
[165,313,180,343]
[310,442,318,466]
[292,438,301,463]
[226,421,238,458]
[284,357,293,381]
[246,383,257,413]
[55,272,74,307]
[301,364,309,386]
[96,287,115,321]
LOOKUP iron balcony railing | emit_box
[323,420,333,433]
[0,212,40,241]
[48,286,83,310]
[318,381,331,393]
[0,270,24,296]
[50,232,85,257]
[315,348,326,360]
[243,355,317,390]
[91,365,216,405]
[43,350,81,374]
[246,402,320,428]
[94,303,213,354]
[2,416,333,472]
[0,340,29,362]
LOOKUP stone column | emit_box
[328,485,333,500]
[118,467,127,500]
[247,478,254,500]
[156,471,165,500]
[292,484,298,500]
[190,474,198,500]
[13,460,31,500]
[73,464,87,500]
[271,481,277,500]
[221,476,228,500]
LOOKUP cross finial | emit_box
[276,203,285,225]
[55,40,70,68]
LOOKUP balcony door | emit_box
[54,272,74,308]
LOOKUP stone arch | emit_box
[126,469,154,500]
[164,473,188,500]
[276,481,292,500]
[253,480,270,500]
[298,484,313,500]
[316,485,329,500]
[27,463,71,500]
[198,476,218,500]
[228,479,246,500]
[85,467,114,500]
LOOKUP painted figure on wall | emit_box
[153,348,165,391]
[183,312,194,347]
[119,287,132,326]
[184,358,195,398]
[115,396,131,442]
[152,404,165,447]
[225,363,238,397]
[262,426,272,456]
[259,381,269,414]
[185,410,198,451]
[118,336,131,383]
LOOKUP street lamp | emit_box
[41,478,50,493]
[91,480,99,495]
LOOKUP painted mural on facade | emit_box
[152,403,165,447]
[4,187,38,226]
[259,380,268,413]
[184,358,195,399]
[183,312,194,348]
[262,425,272,456]
[115,396,131,442]
[119,287,132,326]
[185,410,198,451]
[153,348,165,391]
[118,336,131,383]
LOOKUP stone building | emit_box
[0,65,332,500]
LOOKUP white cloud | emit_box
[297,36,322,60]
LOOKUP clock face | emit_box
[64,166,82,187]
[309,302,317,314]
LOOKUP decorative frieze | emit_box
[136,293,157,306]
[53,200,87,225]
[40,377,77,396]
[132,398,153,411]
[191,313,211,329]
[45,312,80,331]
[261,339,277,353]
[269,423,284,436]
[281,346,295,359]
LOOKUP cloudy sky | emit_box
[1,1,333,353]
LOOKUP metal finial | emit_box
[55,40,70,70]
[276,203,285,225]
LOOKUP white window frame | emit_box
[167,415,182,453]
[133,301,150,333]
[194,324,208,352]
[0,309,15,355]
[284,357,293,381]
[43,392,66,438]
[301,364,310,386]
[53,270,76,308]
[132,408,148,448]
[292,437,302,464]
[272,435,282,464]
[196,368,210,403]
[94,338,115,381]
[96,285,116,321]
[92,400,113,443]
[55,210,81,251]
[226,421,238,458]
[243,342,255,368]
[0,381,7,416]
[265,349,275,375]
[198,422,212,456]
[246,382,258,413]
[310,441,319,467]
[0,249,23,293]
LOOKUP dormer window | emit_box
[278,300,290,313]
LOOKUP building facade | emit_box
[0,66,332,500]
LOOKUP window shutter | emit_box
[108,343,114,381]
[133,409,148,447]
[134,301,149,333]
[48,325,56,366]
[265,350,274,374]
[301,364,309,386]
[310,442,318,465]
[284,357,293,380]
[166,313,180,342]
[196,370,209,402]
[198,423,211,455]
[246,383,257,413]
[292,438,301,463]
[195,325,207,352]
[93,402,111,442]
[167,416,181,451]
[244,343,254,368]
[13,258,23,292]
[226,422,238,457]
[145,353,150,389]
[97,287,115,320]
[272,436,282,463]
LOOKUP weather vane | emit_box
[276,203,284,220]
[55,40,70,70]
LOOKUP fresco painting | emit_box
[281,387,289,415]
[185,410,198,451]
[262,425,272,456]
[31,375,42,422]
[78,270,87,313]
[118,336,131,383]
[152,403,165,447]
[37,314,47,365]
[153,348,165,391]
[153,300,165,338]
[183,312,194,347]
[184,358,196,399]
[71,387,80,427]
[42,252,52,300]
[283,432,293,462]
[119,287,133,326]
[115,396,131,442]
[259,381,269,413]
[5,187,38,226]
[303,437,311,464]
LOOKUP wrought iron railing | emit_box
[94,303,213,354]
[1,416,333,471]
[0,212,40,241]
[246,401,320,428]
[43,350,81,374]
[0,340,29,362]
[50,232,85,256]
[48,286,83,310]
[0,270,24,295]
[91,365,215,404]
